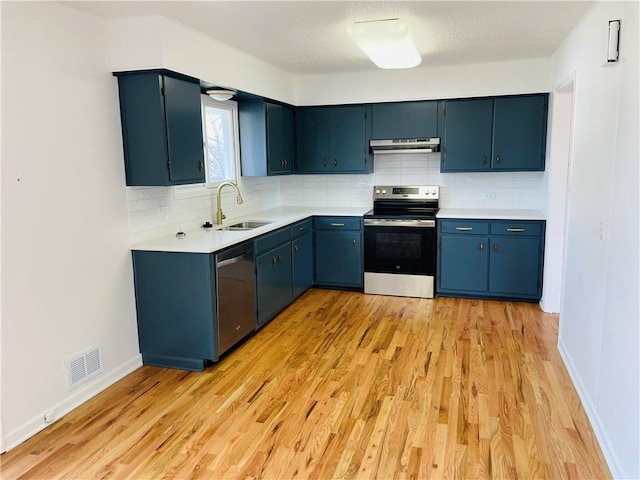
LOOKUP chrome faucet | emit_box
[215,181,244,224]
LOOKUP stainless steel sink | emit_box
[220,221,272,231]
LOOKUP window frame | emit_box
[173,95,241,200]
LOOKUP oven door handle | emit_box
[364,219,435,228]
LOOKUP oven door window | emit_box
[364,226,436,275]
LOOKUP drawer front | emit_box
[314,216,361,231]
[291,218,313,237]
[439,220,489,235]
[254,227,291,255]
[490,221,543,236]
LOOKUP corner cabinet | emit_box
[115,72,205,186]
[440,94,548,172]
[238,98,295,176]
[132,251,216,371]
[437,219,545,301]
[314,216,363,289]
[296,105,372,174]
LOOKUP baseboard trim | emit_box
[557,339,624,479]
[3,354,142,452]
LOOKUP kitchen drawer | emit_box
[291,218,313,237]
[254,227,291,255]
[439,220,489,235]
[314,216,362,231]
[490,221,543,236]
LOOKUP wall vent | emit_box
[65,345,103,389]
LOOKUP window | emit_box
[201,96,238,185]
[173,96,239,199]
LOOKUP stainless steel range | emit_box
[363,185,439,298]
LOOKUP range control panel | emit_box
[373,185,439,200]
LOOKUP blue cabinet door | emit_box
[441,98,493,172]
[296,106,371,174]
[488,236,542,297]
[492,95,547,171]
[266,102,294,174]
[438,235,489,292]
[239,99,294,176]
[292,232,313,298]
[372,101,438,139]
[315,230,363,288]
[330,105,368,172]
[256,242,293,326]
[132,251,216,371]
[296,107,332,173]
[116,72,205,186]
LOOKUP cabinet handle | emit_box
[198,160,204,172]
[493,243,499,252]
[277,254,282,263]
[482,156,487,165]
[352,237,357,246]
[293,245,299,253]
[330,223,345,227]
[323,159,328,167]
[479,242,484,251]
[298,226,306,232]
[284,159,288,167]
[495,155,501,164]
[272,256,277,267]
[507,228,525,232]
[280,159,285,167]
[334,159,338,167]
[456,227,473,231]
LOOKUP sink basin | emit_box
[220,221,272,231]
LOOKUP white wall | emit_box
[1,2,141,450]
[107,16,296,105]
[552,2,639,478]
[295,58,552,105]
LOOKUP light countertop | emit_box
[130,206,371,254]
[437,208,546,221]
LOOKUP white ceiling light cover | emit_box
[206,89,236,101]
[347,18,422,69]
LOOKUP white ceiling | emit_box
[69,1,594,75]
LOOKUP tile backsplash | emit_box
[127,153,545,243]
[280,153,545,211]
[127,177,281,244]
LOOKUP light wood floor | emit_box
[1,289,610,479]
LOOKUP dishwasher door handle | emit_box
[217,255,244,268]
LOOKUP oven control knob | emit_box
[382,189,387,194]
[375,189,380,194]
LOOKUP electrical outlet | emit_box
[599,221,604,240]
[483,192,496,201]
[44,410,55,423]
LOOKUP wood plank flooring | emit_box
[1,289,611,479]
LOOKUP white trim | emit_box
[558,339,623,479]
[3,354,142,452]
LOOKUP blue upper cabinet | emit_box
[371,101,438,139]
[116,72,205,186]
[441,94,548,172]
[492,95,548,171]
[296,105,372,174]
[238,98,295,176]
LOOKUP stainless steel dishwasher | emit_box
[215,241,256,356]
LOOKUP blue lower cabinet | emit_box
[132,251,217,371]
[292,232,313,298]
[488,236,541,297]
[256,242,293,327]
[314,217,363,289]
[439,235,488,293]
[437,219,545,301]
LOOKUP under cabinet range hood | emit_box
[370,137,440,154]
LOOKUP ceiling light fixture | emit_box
[347,18,422,69]
[206,89,236,101]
